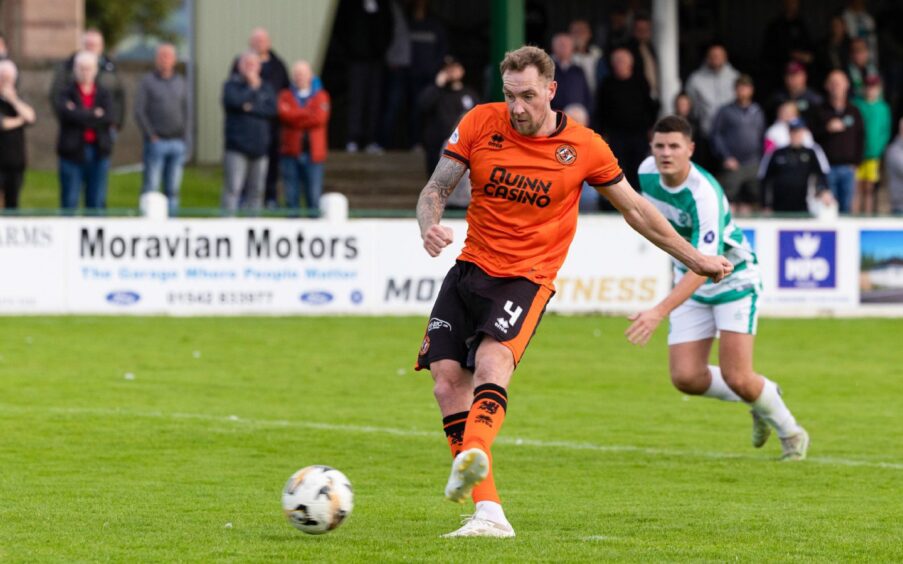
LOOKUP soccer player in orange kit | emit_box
[414,46,733,538]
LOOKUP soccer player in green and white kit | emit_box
[626,115,809,460]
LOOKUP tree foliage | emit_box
[85,0,182,50]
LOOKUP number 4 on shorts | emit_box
[503,301,523,326]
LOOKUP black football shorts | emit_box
[416,260,553,371]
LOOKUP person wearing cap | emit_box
[852,74,891,214]
[417,55,479,176]
[759,118,832,214]
[710,74,766,215]
[768,61,823,124]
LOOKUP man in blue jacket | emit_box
[221,51,277,214]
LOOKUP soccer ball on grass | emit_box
[282,465,354,534]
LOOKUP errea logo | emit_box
[489,133,504,149]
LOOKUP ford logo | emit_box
[299,291,333,305]
[106,291,141,306]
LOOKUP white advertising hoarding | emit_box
[67,220,376,314]
[1,217,901,316]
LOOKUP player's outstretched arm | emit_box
[597,178,733,282]
[416,157,467,257]
[625,271,707,346]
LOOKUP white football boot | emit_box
[750,410,771,448]
[444,448,489,503]
[441,515,516,538]
[780,428,810,461]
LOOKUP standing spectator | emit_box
[378,0,411,149]
[134,43,189,215]
[550,33,591,113]
[842,0,878,64]
[768,62,823,124]
[815,15,850,88]
[54,51,114,211]
[221,52,276,215]
[50,29,125,133]
[569,19,606,102]
[335,0,393,154]
[0,32,8,60]
[886,118,903,214]
[407,0,448,149]
[812,70,864,213]
[673,91,713,169]
[278,60,331,215]
[626,11,658,99]
[595,48,658,193]
[852,75,891,215]
[765,101,814,154]
[760,0,815,95]
[759,119,832,214]
[417,56,478,176]
[710,74,766,215]
[231,28,289,208]
[0,60,36,209]
[847,38,879,100]
[685,43,740,137]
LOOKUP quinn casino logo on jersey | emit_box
[555,144,577,165]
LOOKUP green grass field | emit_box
[1,316,901,562]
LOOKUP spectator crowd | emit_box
[2,0,903,216]
[551,0,903,217]
[0,25,331,217]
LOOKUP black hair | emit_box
[653,115,694,139]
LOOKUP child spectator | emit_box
[852,75,891,214]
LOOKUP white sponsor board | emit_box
[69,219,374,314]
[0,222,66,312]
[553,216,671,313]
[0,217,901,316]
[737,219,860,314]
[373,217,671,314]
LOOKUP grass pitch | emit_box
[1,316,901,562]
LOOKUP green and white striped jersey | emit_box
[638,156,761,304]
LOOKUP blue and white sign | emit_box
[778,230,837,289]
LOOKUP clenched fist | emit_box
[422,224,454,257]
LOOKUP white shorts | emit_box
[668,293,760,345]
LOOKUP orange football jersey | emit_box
[443,102,624,288]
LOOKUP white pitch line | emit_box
[3,404,903,471]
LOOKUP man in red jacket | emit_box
[278,60,331,215]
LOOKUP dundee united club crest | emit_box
[555,144,577,165]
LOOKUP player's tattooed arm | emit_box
[416,157,467,257]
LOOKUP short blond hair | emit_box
[499,45,554,82]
